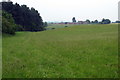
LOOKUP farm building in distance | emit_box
[50,21,90,25]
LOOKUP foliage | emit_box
[2,2,45,31]
[43,22,48,27]
[115,21,120,23]
[91,20,99,24]
[0,10,2,33]
[2,11,16,35]
[101,18,111,24]
[94,20,99,24]
[65,26,68,27]
[86,19,90,24]
[72,17,76,22]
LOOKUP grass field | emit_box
[0,35,2,79]
[46,24,75,30]
[2,24,118,78]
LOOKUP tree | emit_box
[2,1,45,32]
[102,18,105,23]
[101,18,111,24]
[86,19,90,24]
[2,11,16,35]
[94,20,98,24]
[116,21,120,23]
[72,17,76,23]
[43,22,48,27]
[105,19,111,24]
[91,20,99,24]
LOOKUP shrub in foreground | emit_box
[2,11,16,35]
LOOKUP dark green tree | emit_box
[43,22,48,27]
[72,17,76,22]
[94,20,98,24]
[2,1,44,31]
[86,19,90,24]
[101,18,111,24]
[116,21,120,23]
[2,11,16,35]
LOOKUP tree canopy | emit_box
[101,18,111,24]
[2,1,45,31]
[72,17,76,23]
[2,11,16,35]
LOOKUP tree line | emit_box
[72,17,111,24]
[1,1,47,35]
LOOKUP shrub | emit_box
[52,28,55,29]
[2,11,16,35]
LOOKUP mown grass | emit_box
[2,24,118,78]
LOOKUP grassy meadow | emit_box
[2,24,118,78]
[0,35,2,79]
[46,24,75,30]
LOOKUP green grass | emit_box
[46,24,75,30]
[2,24,118,78]
[0,35,2,79]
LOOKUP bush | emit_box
[16,25,24,31]
[43,22,48,27]
[101,19,111,24]
[52,28,55,29]
[2,11,16,35]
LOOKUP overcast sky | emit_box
[2,0,120,22]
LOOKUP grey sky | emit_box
[3,0,120,22]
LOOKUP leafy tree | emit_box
[2,1,44,31]
[43,22,48,27]
[0,10,2,34]
[72,17,76,22]
[101,18,111,24]
[91,21,94,24]
[65,22,68,24]
[91,20,99,24]
[86,19,90,24]
[2,11,16,35]
[116,21,120,23]
[94,20,98,24]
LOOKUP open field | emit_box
[46,24,75,30]
[2,24,118,78]
[0,36,2,79]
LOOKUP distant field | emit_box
[2,24,118,78]
[46,24,75,30]
[0,36,2,79]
